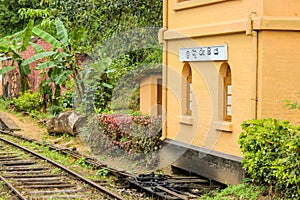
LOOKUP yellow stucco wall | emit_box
[140,75,162,116]
[161,0,300,157]
[257,31,300,123]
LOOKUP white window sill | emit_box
[179,115,194,125]
[173,0,230,11]
[214,121,233,132]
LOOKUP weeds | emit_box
[199,183,266,200]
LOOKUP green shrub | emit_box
[13,91,41,112]
[0,97,10,111]
[239,119,300,199]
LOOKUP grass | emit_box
[199,183,267,200]
[0,182,11,200]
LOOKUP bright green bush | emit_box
[239,119,300,199]
[0,97,10,111]
[13,91,41,112]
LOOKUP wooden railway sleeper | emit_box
[0,136,126,200]
[29,194,89,199]
[28,188,86,195]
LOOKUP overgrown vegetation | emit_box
[239,119,300,199]
[0,0,162,116]
[199,183,266,200]
[12,91,40,113]
[80,114,162,168]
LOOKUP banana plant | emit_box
[0,24,33,94]
[21,18,77,109]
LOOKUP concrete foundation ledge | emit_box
[158,139,245,185]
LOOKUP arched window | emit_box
[220,63,232,121]
[182,63,192,115]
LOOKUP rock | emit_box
[46,111,86,136]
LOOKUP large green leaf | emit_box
[0,66,16,75]
[0,44,8,52]
[54,52,71,61]
[54,70,72,84]
[29,42,46,53]
[32,27,62,49]
[21,19,35,51]
[55,18,69,48]
[35,61,56,70]
[21,51,56,66]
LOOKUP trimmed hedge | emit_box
[239,119,300,199]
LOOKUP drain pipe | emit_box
[253,30,258,120]
[159,0,169,139]
[246,14,258,120]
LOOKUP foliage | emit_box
[80,114,162,168]
[96,168,110,178]
[76,157,89,168]
[0,0,46,36]
[0,28,32,93]
[77,53,115,114]
[22,18,79,111]
[54,0,162,51]
[12,91,41,113]
[0,97,10,111]
[239,119,300,199]
[1,0,163,115]
[96,114,162,153]
[0,0,162,51]
[284,92,300,110]
[199,183,266,200]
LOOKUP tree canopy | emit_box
[0,0,163,113]
[0,0,163,51]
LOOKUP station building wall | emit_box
[159,0,300,184]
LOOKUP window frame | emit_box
[182,63,193,116]
[224,67,232,121]
[187,75,193,115]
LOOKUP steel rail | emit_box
[0,173,26,200]
[0,130,209,200]
[0,136,125,200]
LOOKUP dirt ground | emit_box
[4,112,48,141]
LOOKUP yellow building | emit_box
[158,0,300,184]
[135,67,162,116]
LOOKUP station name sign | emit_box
[179,44,228,62]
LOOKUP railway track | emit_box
[0,119,223,200]
[0,136,124,200]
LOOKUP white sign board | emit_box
[179,44,228,62]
